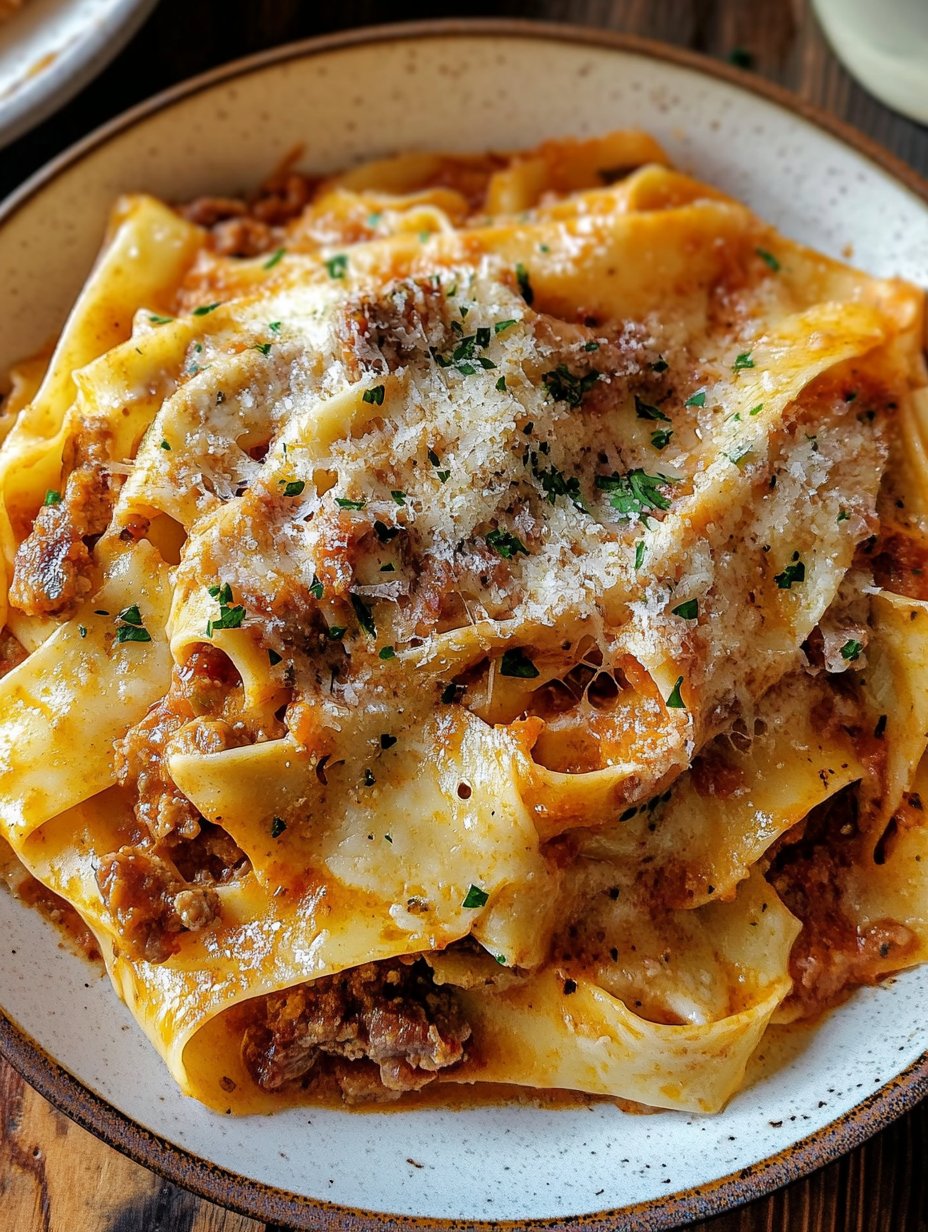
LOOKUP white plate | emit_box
[0,22,926,1230]
[0,0,156,148]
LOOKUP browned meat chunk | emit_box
[240,960,471,1102]
[9,418,117,617]
[115,699,200,842]
[96,847,219,964]
[0,628,26,678]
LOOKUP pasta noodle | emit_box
[0,131,926,1114]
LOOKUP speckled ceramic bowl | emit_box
[0,21,926,1231]
[0,0,157,147]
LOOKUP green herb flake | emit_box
[325,253,348,280]
[380,733,398,749]
[380,563,395,572]
[326,625,346,640]
[733,351,755,372]
[651,429,673,450]
[281,480,305,497]
[486,528,529,559]
[584,341,600,352]
[362,385,385,405]
[263,248,286,270]
[160,439,171,451]
[363,769,376,786]
[436,470,451,484]
[634,540,646,570]
[350,593,376,637]
[192,302,221,316]
[78,625,87,639]
[148,314,173,325]
[115,604,152,644]
[391,490,407,505]
[367,212,382,227]
[205,584,246,637]
[665,676,686,709]
[756,247,781,272]
[543,364,601,407]
[841,639,863,662]
[268,648,282,666]
[634,394,670,422]
[749,403,764,416]
[515,262,534,305]
[495,319,517,335]
[672,598,698,620]
[495,375,507,392]
[252,342,272,356]
[774,553,806,590]
[335,496,366,509]
[837,509,850,523]
[309,574,324,601]
[596,468,678,518]
[727,443,752,466]
[379,646,396,661]
[268,321,282,334]
[500,648,539,679]
[427,448,441,467]
[650,356,669,373]
[43,489,61,507]
[374,520,400,542]
[684,390,706,408]
[270,816,287,838]
[441,681,464,704]
[462,884,489,909]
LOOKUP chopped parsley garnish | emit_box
[380,563,395,572]
[205,583,246,636]
[500,648,539,679]
[841,639,863,662]
[733,351,755,371]
[148,314,173,325]
[268,648,282,666]
[756,247,781,272]
[596,468,678,518]
[651,429,673,450]
[727,443,752,466]
[486,528,529,559]
[78,625,87,638]
[350,593,376,637]
[462,885,489,909]
[43,489,61,506]
[532,458,587,513]
[431,330,496,375]
[437,470,450,484]
[263,248,286,269]
[542,365,601,407]
[281,480,305,497]
[583,341,600,353]
[441,681,465,704]
[193,302,221,316]
[326,625,346,640]
[391,490,407,505]
[380,733,398,749]
[363,385,385,405]
[665,676,686,709]
[774,552,806,590]
[495,375,507,392]
[650,356,669,373]
[634,540,646,570]
[749,404,764,416]
[495,954,507,965]
[495,319,517,335]
[515,262,534,305]
[634,395,670,422]
[427,448,441,467]
[684,390,706,408]
[837,509,850,523]
[115,605,152,644]
[309,574,324,600]
[252,342,272,356]
[335,496,366,509]
[672,599,698,620]
[379,646,396,661]
[270,816,287,838]
[160,439,171,450]
[268,321,282,334]
[325,253,348,279]
[374,520,400,542]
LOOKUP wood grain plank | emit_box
[1,1,926,1230]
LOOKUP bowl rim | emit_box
[1,17,926,1231]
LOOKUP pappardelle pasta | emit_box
[1,131,926,1113]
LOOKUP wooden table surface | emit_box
[1,1,927,1229]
